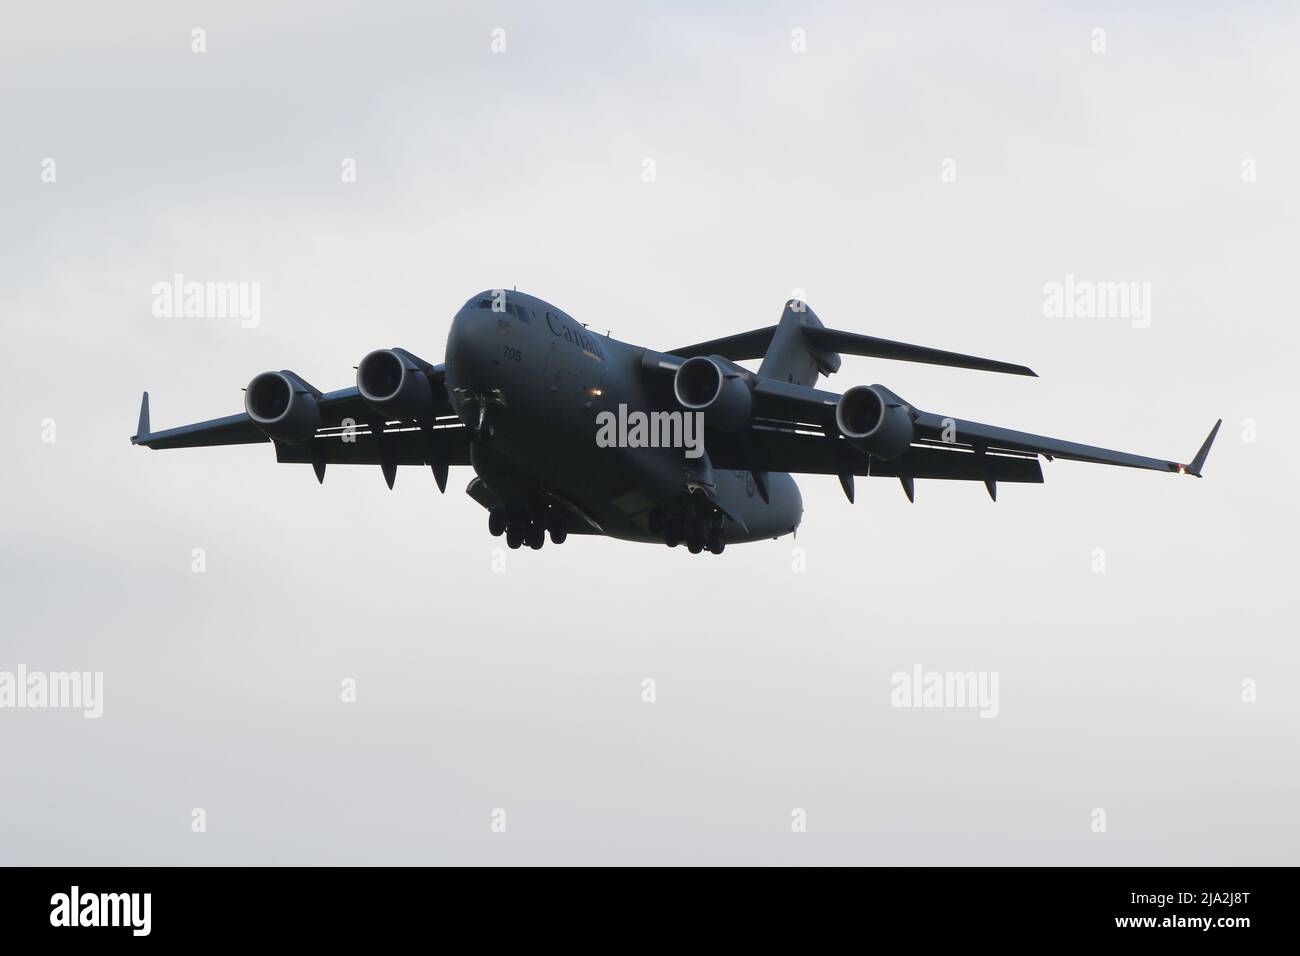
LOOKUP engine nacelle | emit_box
[673,355,753,431]
[835,385,914,459]
[357,348,436,421]
[245,371,321,445]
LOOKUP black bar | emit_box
[0,866,1287,943]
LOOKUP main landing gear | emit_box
[649,508,726,555]
[488,506,567,550]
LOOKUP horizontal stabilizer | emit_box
[666,326,777,362]
[803,326,1036,377]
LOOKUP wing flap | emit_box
[272,425,472,468]
[707,428,1043,483]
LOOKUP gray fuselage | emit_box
[443,291,802,544]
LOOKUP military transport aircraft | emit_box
[131,291,1219,555]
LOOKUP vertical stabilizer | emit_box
[756,301,842,386]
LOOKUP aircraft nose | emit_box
[446,307,502,389]
[447,309,480,377]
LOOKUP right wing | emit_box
[131,356,469,490]
[130,387,380,449]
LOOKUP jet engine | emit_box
[357,348,437,421]
[244,371,321,444]
[673,355,752,431]
[835,385,914,459]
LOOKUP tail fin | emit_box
[757,301,842,386]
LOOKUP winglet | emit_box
[132,392,150,444]
[1184,419,1222,478]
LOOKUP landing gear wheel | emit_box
[706,526,725,555]
[488,510,506,537]
[686,524,704,554]
[665,518,685,548]
[506,525,523,549]
[527,522,546,550]
[549,528,567,545]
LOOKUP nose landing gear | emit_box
[456,387,508,441]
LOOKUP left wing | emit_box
[690,373,1219,500]
[909,411,1221,477]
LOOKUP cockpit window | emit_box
[466,295,530,322]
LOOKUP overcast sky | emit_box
[1,0,1297,864]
